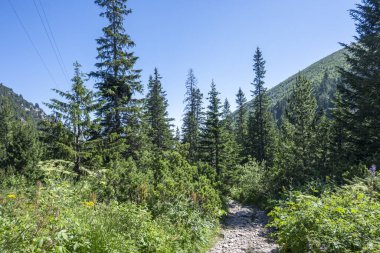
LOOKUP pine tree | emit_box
[91,0,143,160]
[200,80,223,175]
[336,0,380,165]
[182,69,203,163]
[144,68,173,151]
[247,47,276,165]
[45,62,97,176]
[235,87,247,156]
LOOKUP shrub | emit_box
[0,154,221,252]
[0,178,219,252]
[268,176,380,252]
[230,159,269,205]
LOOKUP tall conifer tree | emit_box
[277,75,318,185]
[220,98,239,186]
[247,48,276,165]
[144,68,173,151]
[235,87,247,156]
[182,69,203,163]
[201,80,223,175]
[45,62,97,175]
[336,0,380,165]
[91,0,142,160]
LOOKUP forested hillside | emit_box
[236,48,348,121]
[1,0,380,252]
[0,83,45,122]
[269,48,348,120]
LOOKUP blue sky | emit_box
[1,0,359,127]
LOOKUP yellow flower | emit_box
[7,194,16,199]
[83,201,95,207]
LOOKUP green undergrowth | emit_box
[268,174,380,252]
[0,153,222,253]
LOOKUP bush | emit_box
[0,178,219,252]
[268,175,380,252]
[230,159,269,205]
[0,154,221,252]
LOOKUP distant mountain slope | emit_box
[236,48,349,122]
[0,83,45,122]
[268,49,347,105]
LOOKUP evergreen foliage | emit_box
[235,87,247,158]
[91,0,143,160]
[247,48,276,166]
[0,98,41,175]
[276,75,318,186]
[0,83,45,123]
[182,69,203,163]
[221,99,239,168]
[144,68,173,151]
[336,0,380,166]
[44,62,97,176]
[200,80,223,176]
[39,118,74,161]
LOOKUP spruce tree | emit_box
[247,47,276,165]
[313,113,332,177]
[174,127,181,143]
[235,87,247,156]
[144,68,173,151]
[222,99,233,134]
[277,75,318,185]
[45,62,97,175]
[220,98,239,186]
[91,0,143,160]
[39,118,73,161]
[330,91,351,176]
[182,69,203,163]
[200,80,223,175]
[336,0,380,165]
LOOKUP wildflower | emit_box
[7,194,16,199]
[369,164,376,176]
[83,201,95,207]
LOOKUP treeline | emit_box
[1,0,379,203]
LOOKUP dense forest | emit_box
[0,0,379,252]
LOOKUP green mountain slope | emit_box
[270,48,348,120]
[0,83,45,122]
[236,48,348,122]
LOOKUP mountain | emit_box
[270,48,348,120]
[235,48,349,122]
[0,83,45,122]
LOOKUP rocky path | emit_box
[208,200,278,253]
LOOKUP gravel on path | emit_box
[208,200,279,253]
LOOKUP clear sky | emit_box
[0,0,359,127]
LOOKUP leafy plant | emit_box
[268,175,380,252]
